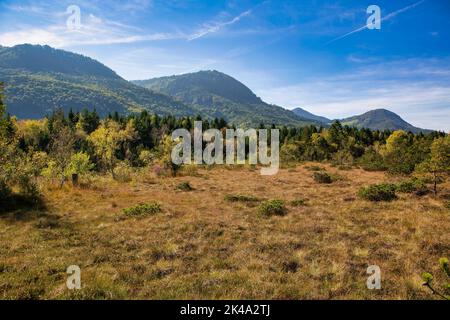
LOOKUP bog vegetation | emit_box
[0,82,449,300]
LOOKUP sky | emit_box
[0,0,449,131]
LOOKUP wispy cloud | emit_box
[326,0,426,45]
[0,3,253,47]
[187,9,252,41]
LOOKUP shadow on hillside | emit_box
[0,194,48,221]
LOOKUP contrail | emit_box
[326,0,426,45]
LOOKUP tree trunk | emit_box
[72,173,79,186]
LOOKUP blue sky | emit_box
[0,0,449,130]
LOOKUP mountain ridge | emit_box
[132,70,317,126]
[292,107,331,124]
[0,44,434,132]
[340,108,430,133]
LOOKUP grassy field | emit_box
[0,163,449,300]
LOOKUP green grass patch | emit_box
[122,202,162,218]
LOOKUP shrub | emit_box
[224,194,259,202]
[138,149,154,166]
[259,200,287,216]
[358,183,397,202]
[0,179,11,201]
[358,147,387,172]
[396,178,426,193]
[313,172,332,184]
[176,182,193,191]
[290,199,307,207]
[67,152,94,176]
[123,202,162,217]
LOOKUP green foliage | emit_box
[422,257,450,300]
[358,146,387,171]
[0,139,42,205]
[415,135,450,196]
[122,202,162,218]
[313,172,333,184]
[258,200,287,216]
[358,183,397,202]
[138,149,154,166]
[396,178,426,193]
[159,135,181,177]
[224,194,259,202]
[421,272,434,284]
[67,152,94,176]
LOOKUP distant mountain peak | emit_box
[0,44,122,79]
[133,70,316,126]
[340,108,430,133]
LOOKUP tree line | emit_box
[0,82,449,204]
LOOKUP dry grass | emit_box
[0,163,449,300]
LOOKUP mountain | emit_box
[133,70,317,127]
[340,109,429,133]
[0,44,195,118]
[292,107,331,124]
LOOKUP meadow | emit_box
[1,163,448,300]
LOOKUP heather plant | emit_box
[123,202,162,218]
[313,171,333,184]
[358,183,397,202]
[259,200,287,216]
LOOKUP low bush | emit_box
[358,183,397,202]
[123,202,162,217]
[396,178,426,193]
[313,172,333,184]
[176,182,193,191]
[224,194,259,202]
[259,200,287,216]
[358,147,387,172]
